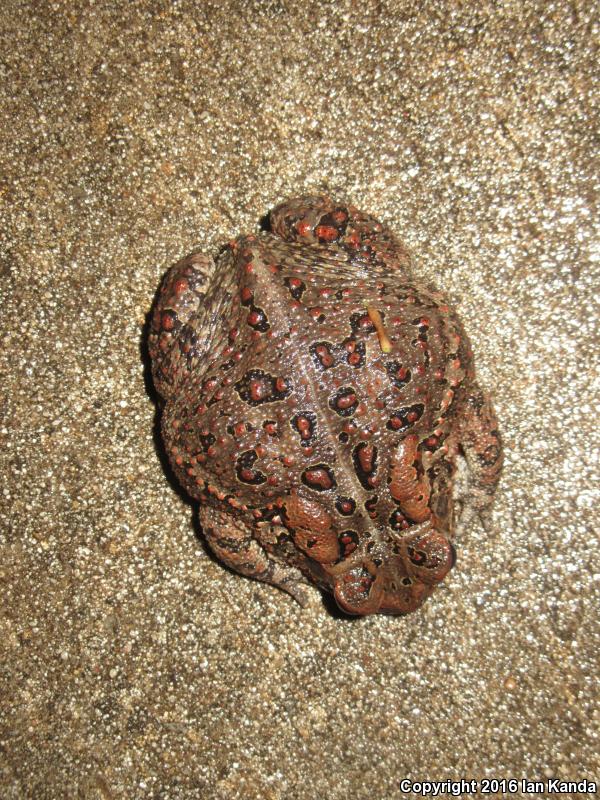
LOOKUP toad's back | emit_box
[163,234,468,516]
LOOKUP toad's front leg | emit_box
[199,506,311,607]
[148,248,238,400]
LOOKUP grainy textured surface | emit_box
[1,1,598,798]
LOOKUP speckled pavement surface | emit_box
[1,2,598,798]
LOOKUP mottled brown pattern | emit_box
[149,195,503,615]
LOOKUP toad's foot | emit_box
[199,506,311,607]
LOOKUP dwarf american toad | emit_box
[148,196,502,615]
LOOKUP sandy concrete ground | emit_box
[1,1,598,798]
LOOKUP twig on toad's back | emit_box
[366,306,393,353]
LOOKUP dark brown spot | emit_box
[198,433,216,452]
[337,530,359,560]
[284,276,306,300]
[353,442,378,490]
[449,543,457,569]
[235,369,292,406]
[386,403,425,432]
[389,508,411,531]
[227,421,250,438]
[335,496,356,516]
[364,495,379,517]
[236,450,266,485]
[422,434,440,452]
[343,337,366,368]
[350,312,376,335]
[262,419,279,436]
[246,306,270,332]
[385,360,412,389]
[258,506,285,522]
[290,412,317,447]
[178,326,200,361]
[329,387,358,417]
[310,341,336,370]
[301,464,337,492]
[407,546,427,566]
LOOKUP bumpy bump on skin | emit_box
[149,195,503,616]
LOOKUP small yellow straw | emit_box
[366,306,393,353]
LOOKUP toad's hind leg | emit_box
[269,194,412,271]
[458,385,503,527]
[198,506,310,607]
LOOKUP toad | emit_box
[148,195,502,615]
